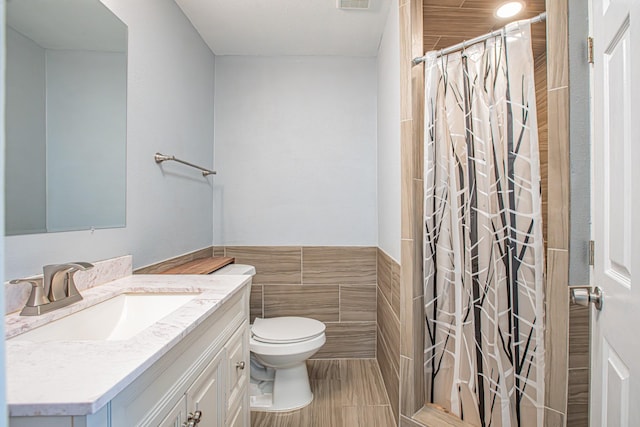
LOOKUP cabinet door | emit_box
[226,326,248,410]
[158,395,188,427]
[186,350,226,427]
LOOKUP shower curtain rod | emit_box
[412,12,547,65]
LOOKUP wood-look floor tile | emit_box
[250,359,394,427]
[307,359,341,380]
[343,406,396,427]
[340,359,389,406]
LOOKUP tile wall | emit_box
[220,246,378,359]
[567,290,590,426]
[377,248,401,420]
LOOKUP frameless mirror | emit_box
[5,0,127,236]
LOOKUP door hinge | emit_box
[589,240,595,266]
[588,37,595,64]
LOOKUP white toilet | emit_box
[213,264,326,412]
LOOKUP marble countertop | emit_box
[5,274,251,417]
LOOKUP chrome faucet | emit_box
[12,262,94,316]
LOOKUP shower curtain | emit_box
[423,22,545,427]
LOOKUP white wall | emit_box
[213,56,377,246]
[45,50,126,232]
[5,28,47,234]
[376,0,401,262]
[5,0,215,279]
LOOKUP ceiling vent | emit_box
[337,0,370,10]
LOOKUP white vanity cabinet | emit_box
[9,282,250,427]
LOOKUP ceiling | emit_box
[174,0,391,56]
[423,0,546,59]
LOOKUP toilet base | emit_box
[250,362,313,412]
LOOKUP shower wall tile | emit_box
[340,285,376,322]
[547,88,570,250]
[544,407,566,427]
[546,0,569,89]
[224,246,302,284]
[263,284,339,322]
[401,120,416,241]
[301,246,376,285]
[545,248,569,415]
[314,322,377,359]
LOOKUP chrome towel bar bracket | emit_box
[154,152,216,176]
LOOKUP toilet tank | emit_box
[213,264,256,276]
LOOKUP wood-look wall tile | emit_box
[225,246,302,284]
[378,248,401,318]
[302,247,376,285]
[547,88,570,250]
[378,288,401,373]
[340,359,390,406]
[134,247,213,274]
[400,3,412,120]
[411,0,424,57]
[378,331,400,421]
[263,285,339,322]
[546,0,569,89]
[400,356,416,417]
[544,407,566,427]
[213,246,225,257]
[401,121,416,240]
[567,403,588,427]
[340,285,377,322]
[544,249,569,413]
[250,284,263,323]
[568,368,589,404]
[411,76,424,181]
[401,293,424,358]
[314,322,377,359]
[410,188,424,297]
[343,406,397,427]
[569,300,590,369]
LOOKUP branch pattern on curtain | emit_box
[423,22,545,427]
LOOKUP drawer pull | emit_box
[236,361,246,370]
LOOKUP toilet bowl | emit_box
[213,264,326,412]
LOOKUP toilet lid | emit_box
[252,317,326,344]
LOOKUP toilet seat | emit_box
[252,317,325,344]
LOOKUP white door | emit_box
[591,0,640,425]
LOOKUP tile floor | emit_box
[251,359,396,427]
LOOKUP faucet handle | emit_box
[66,262,94,297]
[10,278,50,313]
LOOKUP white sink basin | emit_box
[11,293,199,342]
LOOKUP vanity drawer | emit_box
[226,326,248,410]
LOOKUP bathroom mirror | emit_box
[5,0,127,236]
